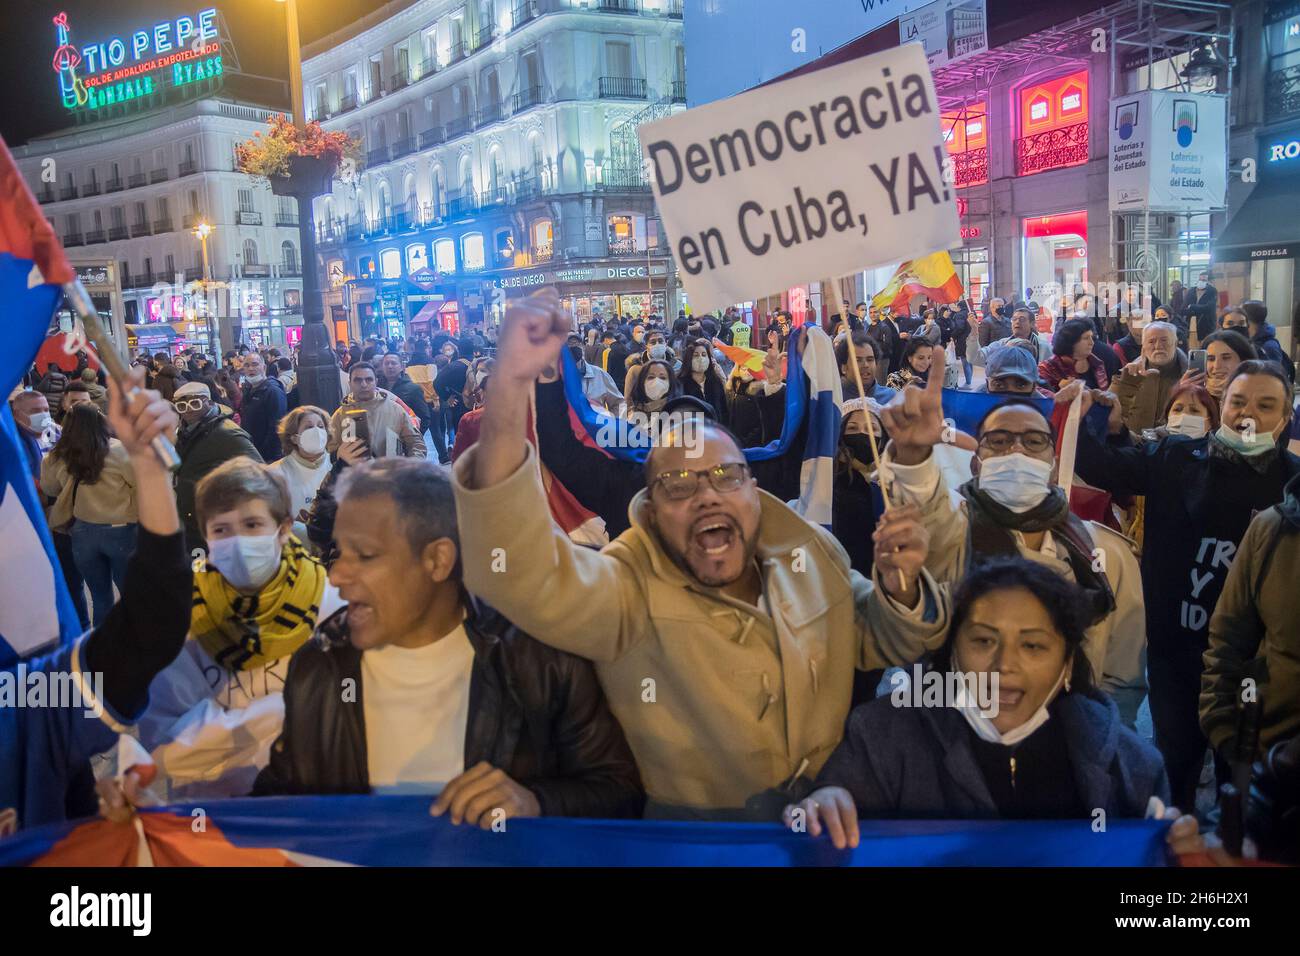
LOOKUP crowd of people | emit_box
[5,278,1298,864]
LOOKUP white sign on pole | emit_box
[641,43,960,313]
[900,0,988,70]
[1108,89,1227,212]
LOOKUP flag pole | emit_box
[823,275,905,594]
[62,279,181,472]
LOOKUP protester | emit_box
[979,342,1050,397]
[881,361,1147,725]
[269,405,333,543]
[1008,307,1048,361]
[1188,271,1219,344]
[56,380,94,423]
[172,380,263,550]
[1039,318,1109,391]
[137,456,343,798]
[867,306,905,374]
[949,300,973,387]
[77,367,108,413]
[1076,361,1300,811]
[677,337,728,419]
[40,403,139,628]
[833,397,886,577]
[975,297,1012,351]
[886,338,935,391]
[452,288,948,820]
[625,359,680,416]
[836,330,897,403]
[238,352,288,463]
[328,362,427,460]
[253,458,644,818]
[1159,382,1220,440]
[1240,299,1295,381]
[2,369,191,830]
[151,352,181,401]
[1112,321,1187,433]
[35,361,69,405]
[785,559,1197,852]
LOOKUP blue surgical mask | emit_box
[208,532,283,591]
[1214,422,1277,457]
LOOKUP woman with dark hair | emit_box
[885,338,935,391]
[1158,382,1220,440]
[677,337,728,419]
[832,398,886,577]
[1039,318,1109,391]
[1182,329,1256,404]
[626,358,680,416]
[783,557,1201,850]
[40,403,139,627]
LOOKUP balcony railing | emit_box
[953,146,988,188]
[475,103,504,127]
[1015,121,1089,176]
[444,116,472,139]
[447,40,468,65]
[60,185,78,201]
[182,212,203,229]
[150,168,168,184]
[153,218,174,233]
[280,262,301,277]
[511,85,542,113]
[128,173,146,188]
[82,182,101,197]
[64,231,84,247]
[244,263,271,278]
[276,211,299,227]
[105,178,123,193]
[392,136,415,159]
[37,187,54,204]
[108,226,128,241]
[1267,65,1300,118]
[338,93,357,114]
[85,229,106,244]
[420,127,445,150]
[236,210,263,226]
[446,192,477,218]
[367,145,390,166]
[602,166,651,190]
[666,0,683,17]
[124,271,155,290]
[418,58,438,81]
[599,76,647,99]
[179,159,198,176]
[671,79,686,103]
[475,26,495,50]
[598,0,640,12]
[390,72,409,93]
[479,186,510,208]
[609,238,642,257]
[130,221,151,238]
[419,202,447,226]
[512,1,539,29]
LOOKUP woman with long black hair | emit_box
[40,403,139,626]
[677,337,729,420]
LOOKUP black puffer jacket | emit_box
[253,598,646,819]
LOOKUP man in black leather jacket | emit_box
[253,457,644,823]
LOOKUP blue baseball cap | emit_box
[986,341,1039,384]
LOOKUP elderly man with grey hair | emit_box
[1113,320,1186,434]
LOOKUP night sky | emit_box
[0,0,391,146]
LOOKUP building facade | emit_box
[302,0,686,343]
[17,96,305,355]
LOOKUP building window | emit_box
[434,238,456,274]
[494,228,514,265]
[281,241,298,273]
[243,239,259,266]
[406,242,429,273]
[238,188,255,213]
[607,214,636,255]
[462,232,485,271]
[379,247,401,279]
[941,102,988,188]
[1016,70,1090,176]
[532,219,553,260]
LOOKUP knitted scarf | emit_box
[192,535,328,672]
[959,480,1116,626]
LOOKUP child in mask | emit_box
[784,558,1203,855]
[135,456,345,800]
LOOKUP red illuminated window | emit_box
[941,102,988,188]
[1017,70,1089,176]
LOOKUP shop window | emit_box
[406,242,429,274]
[462,233,485,271]
[1017,70,1089,176]
[434,238,456,274]
[607,214,636,255]
[531,219,553,261]
[941,101,987,188]
[494,228,514,265]
[379,248,401,279]
[358,254,376,279]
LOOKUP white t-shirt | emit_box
[362,624,475,795]
[268,452,332,539]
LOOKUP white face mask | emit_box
[297,426,328,456]
[244,373,266,385]
[977,453,1054,512]
[208,532,283,591]
[644,378,669,401]
[648,343,668,361]
[691,356,710,373]
[1165,413,1207,439]
[28,411,53,431]
[1197,280,1207,290]
[952,651,1070,746]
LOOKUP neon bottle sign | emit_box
[51,13,88,109]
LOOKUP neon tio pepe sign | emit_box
[51,8,222,112]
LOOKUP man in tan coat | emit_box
[452,289,949,820]
[327,361,427,459]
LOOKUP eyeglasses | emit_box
[651,462,751,501]
[173,398,207,413]
[978,429,1054,454]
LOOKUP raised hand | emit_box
[879,345,947,465]
[761,343,782,383]
[495,287,571,387]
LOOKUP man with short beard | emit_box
[453,288,948,820]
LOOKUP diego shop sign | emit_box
[640,43,959,313]
[1108,89,1227,212]
[492,262,668,289]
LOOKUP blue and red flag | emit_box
[0,795,1172,867]
[0,134,81,666]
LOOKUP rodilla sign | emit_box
[51,8,220,113]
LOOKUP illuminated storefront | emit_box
[489,259,672,325]
[1023,211,1088,309]
[1016,70,1089,176]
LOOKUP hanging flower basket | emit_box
[235,114,359,199]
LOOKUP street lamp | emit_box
[274,0,342,409]
[192,220,217,361]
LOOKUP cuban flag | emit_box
[789,326,842,528]
[0,134,81,666]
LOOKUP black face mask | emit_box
[842,433,874,465]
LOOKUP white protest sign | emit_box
[641,43,960,313]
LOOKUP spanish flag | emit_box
[712,339,785,380]
[871,250,964,312]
